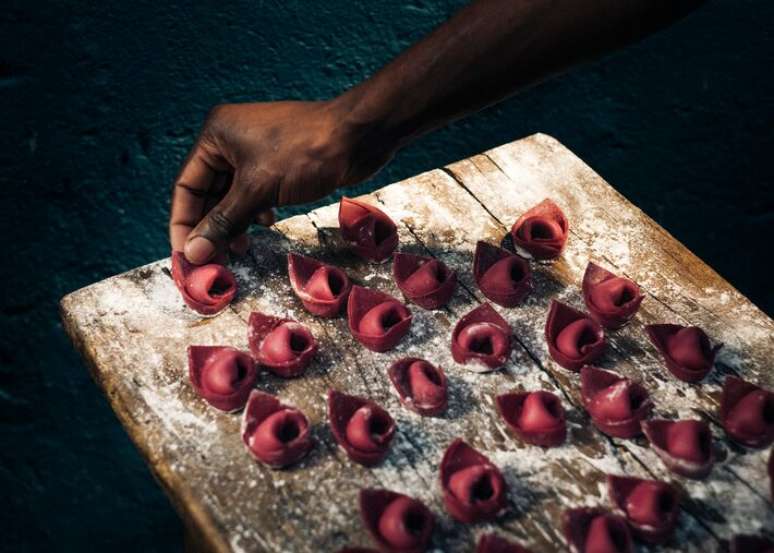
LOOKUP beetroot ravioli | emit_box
[388,357,448,416]
[562,507,634,553]
[348,286,412,352]
[473,241,532,307]
[545,300,606,371]
[496,390,566,447]
[582,262,643,329]
[339,197,399,262]
[645,324,722,383]
[328,389,396,466]
[642,419,714,479]
[287,252,351,317]
[392,252,456,309]
[580,366,652,439]
[188,345,256,412]
[248,312,317,378]
[171,251,237,316]
[476,534,533,553]
[720,376,774,448]
[359,488,434,553]
[240,390,313,468]
[510,199,568,260]
[607,474,680,544]
[440,438,507,523]
[451,303,512,371]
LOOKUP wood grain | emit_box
[60,133,773,553]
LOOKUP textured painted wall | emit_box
[1,1,772,551]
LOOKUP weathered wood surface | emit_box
[60,133,773,553]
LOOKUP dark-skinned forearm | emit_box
[336,0,704,149]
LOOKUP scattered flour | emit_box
[63,135,773,552]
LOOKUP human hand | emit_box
[169,98,395,264]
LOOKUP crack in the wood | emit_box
[642,279,699,322]
[588,263,746,386]
[480,151,772,350]
[372,194,567,545]
[305,216,330,249]
[472,153,587,245]
[588,271,757,503]
[362,200,458,493]
[252,227,367,479]
[107,260,298,552]
[441,155,745,546]
[464,160,758,417]
[614,440,723,541]
[252,169,761,546]
[294,214,433,491]
[469,155,737,344]
[401,174,578,409]
[239,238,357,548]
[722,464,774,509]
[399,428,434,492]
[379,195,582,546]
[480,152,510,183]
[301,215,375,398]
[441,165,506,227]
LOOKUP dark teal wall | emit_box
[1,1,772,551]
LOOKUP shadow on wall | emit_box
[0,0,772,552]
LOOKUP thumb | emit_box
[184,177,256,264]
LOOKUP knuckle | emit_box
[237,169,276,206]
[204,104,231,130]
[202,104,230,137]
[205,103,225,122]
[207,209,238,239]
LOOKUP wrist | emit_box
[320,89,404,188]
[329,84,408,155]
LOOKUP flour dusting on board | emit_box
[61,135,774,553]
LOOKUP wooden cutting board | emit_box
[60,133,774,553]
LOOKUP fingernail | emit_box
[185,236,215,264]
